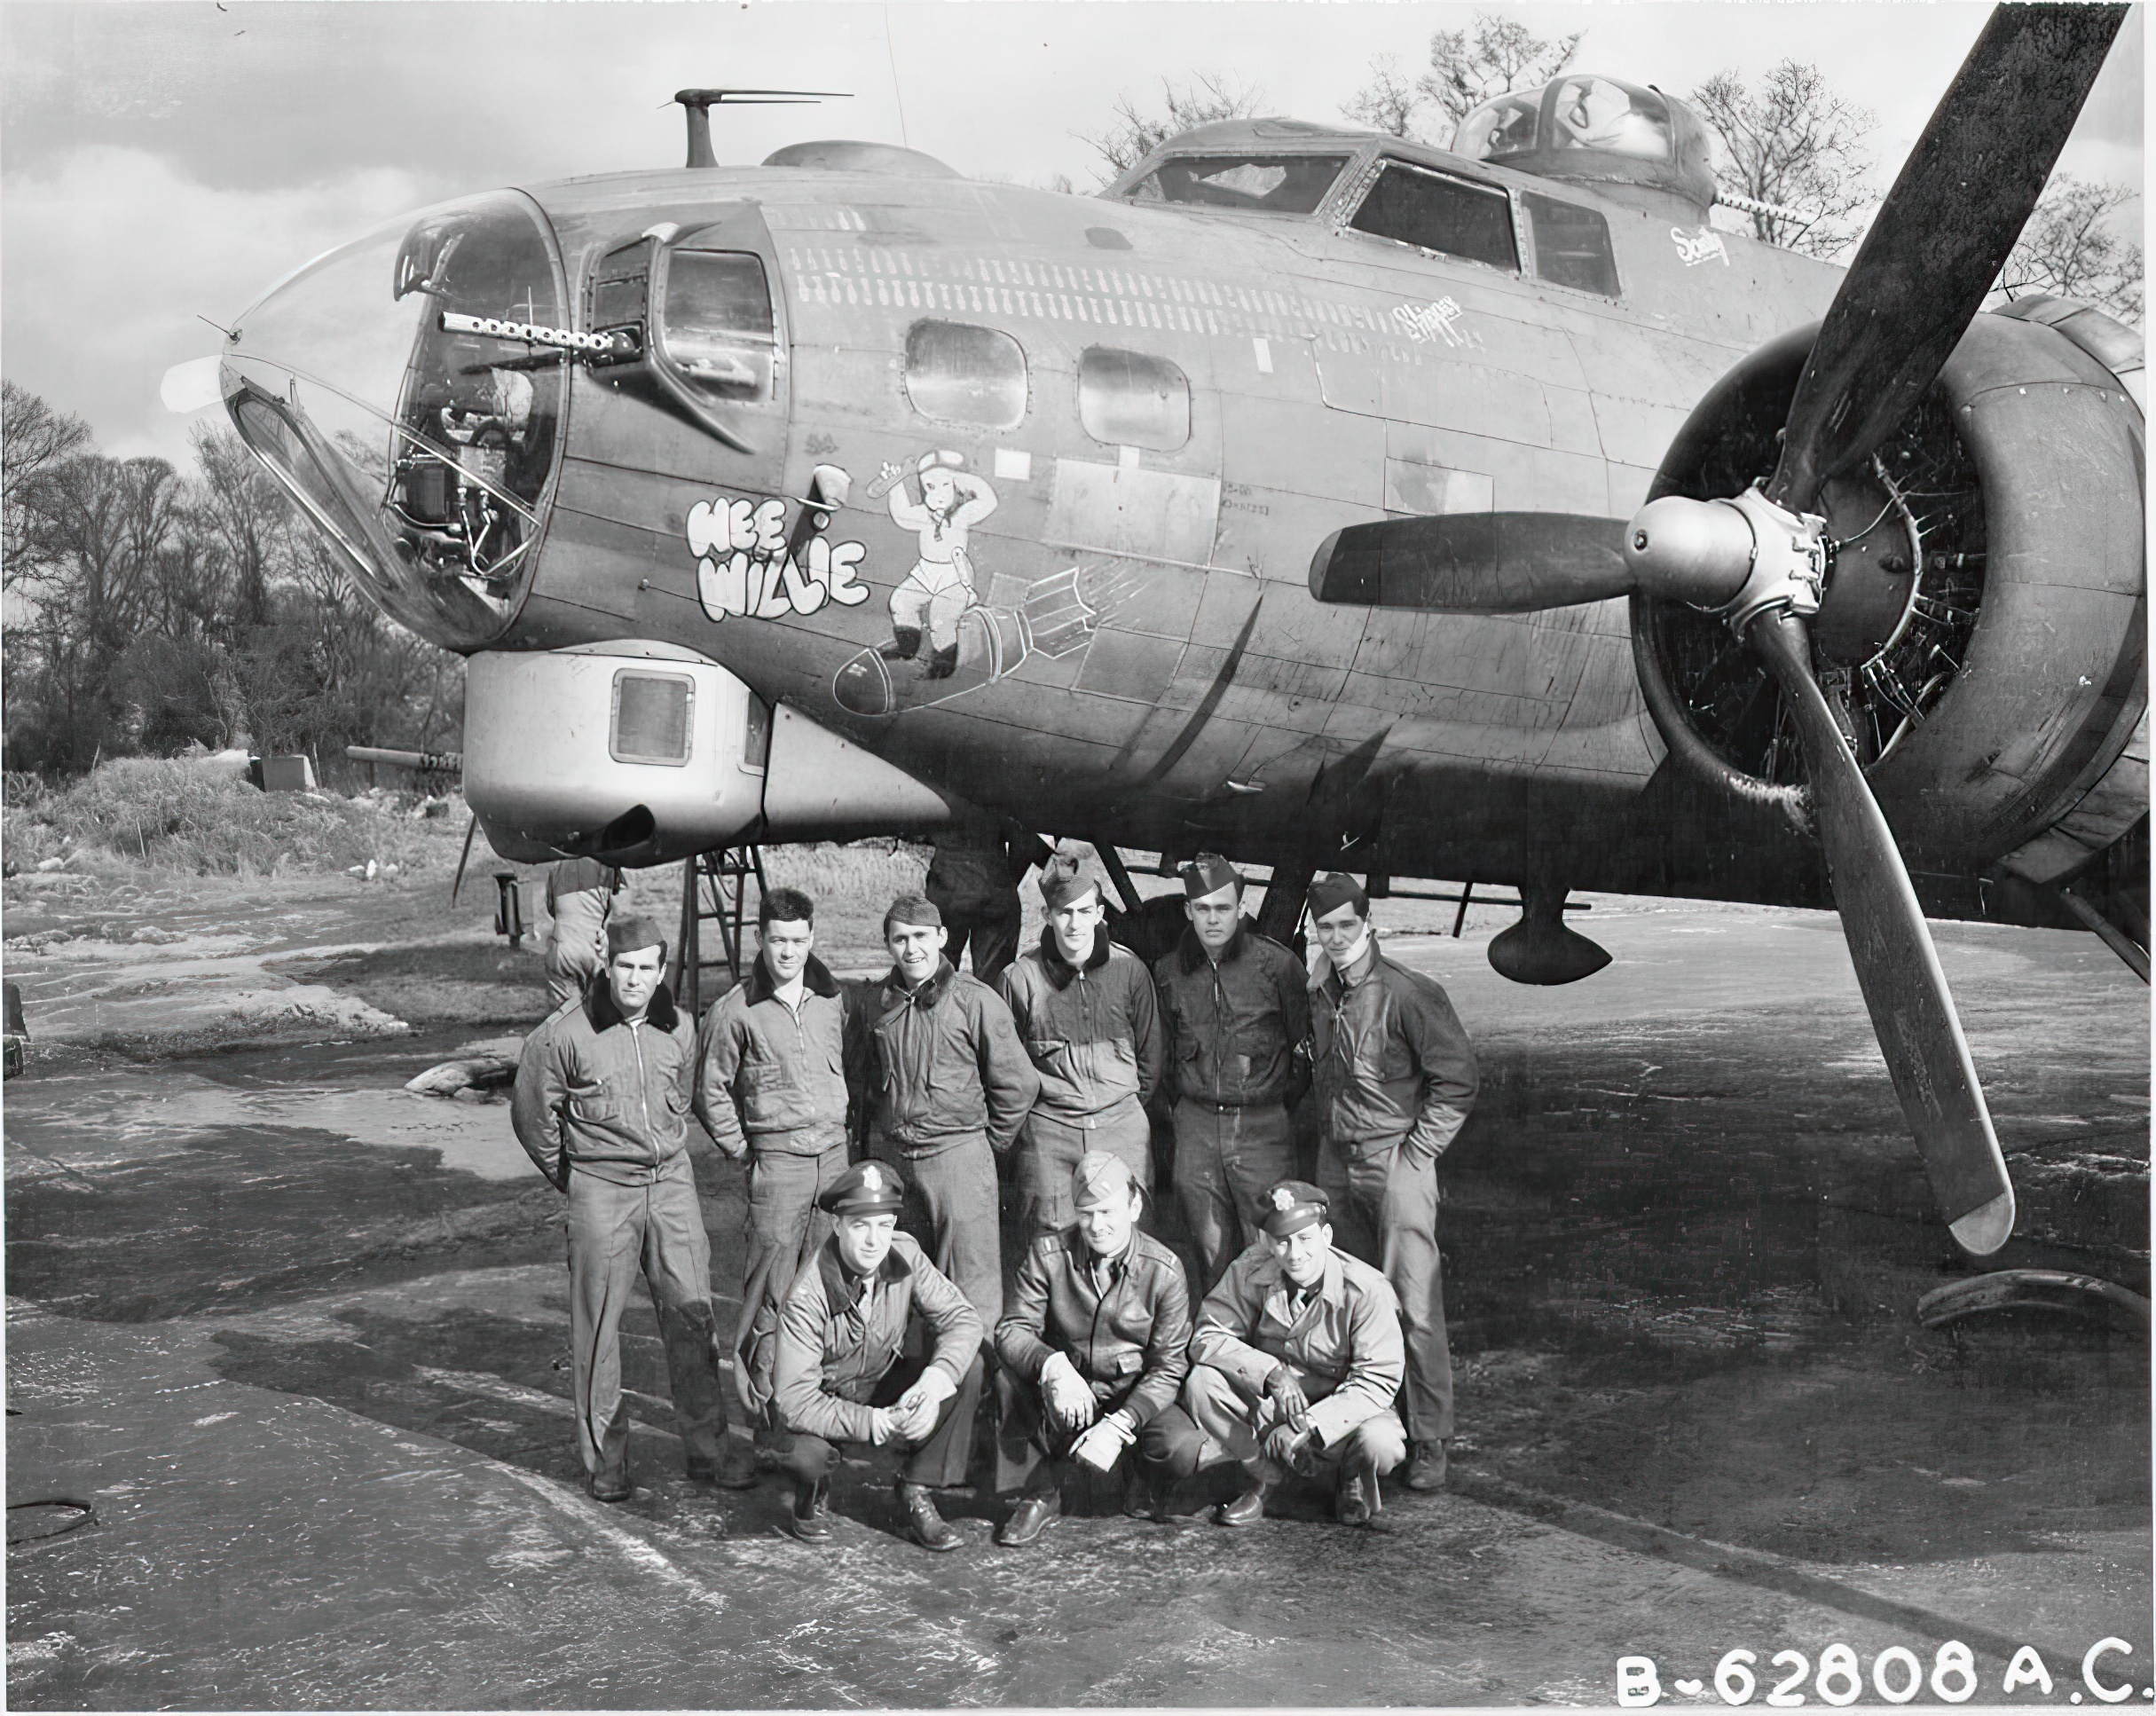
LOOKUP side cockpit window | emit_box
[1125,153,1351,215]
[1523,193,1621,297]
[1078,347,1191,451]
[904,320,1028,429]
[660,250,776,400]
[1349,161,1518,273]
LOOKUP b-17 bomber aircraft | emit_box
[184,4,2144,1258]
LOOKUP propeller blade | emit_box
[1768,3,2127,513]
[1309,512,1629,611]
[1748,611,2015,1255]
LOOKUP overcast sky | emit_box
[2,0,2142,469]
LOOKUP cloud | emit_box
[3,146,426,468]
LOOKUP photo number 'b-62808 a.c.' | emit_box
[181,4,2144,1259]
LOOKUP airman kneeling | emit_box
[1148,1180,1406,1527]
[771,1161,985,1552]
[991,1151,1192,1545]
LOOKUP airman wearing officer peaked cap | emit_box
[817,1159,909,1217]
[1259,1181,1329,1237]
[1148,1176,1406,1528]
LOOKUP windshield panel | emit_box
[1124,152,1351,215]
[1349,162,1518,272]
[222,189,567,650]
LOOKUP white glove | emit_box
[1071,1414,1135,1473]
[1040,1352,1097,1430]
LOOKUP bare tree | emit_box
[190,421,294,628]
[1995,175,2143,324]
[1080,73,1265,181]
[1344,13,1580,146]
[3,381,90,591]
[1340,53,1423,138]
[1421,13,1581,131]
[1692,60,1876,259]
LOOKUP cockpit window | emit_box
[904,321,1028,429]
[222,189,567,651]
[660,251,775,401]
[1453,93,1540,161]
[1124,153,1351,215]
[1523,193,1621,296]
[1546,77,1672,160]
[1349,161,1518,273]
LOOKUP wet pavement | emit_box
[4,904,2149,1707]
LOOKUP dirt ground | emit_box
[4,856,2150,1708]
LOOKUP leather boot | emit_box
[996,1492,1058,1547]
[789,1476,832,1542]
[1336,1462,1378,1526]
[686,1437,759,1491]
[588,1466,633,1505]
[1405,1438,1449,1492]
[1214,1476,1272,1527]
[1123,1463,1165,1521]
[880,625,922,661]
[921,642,959,681]
[896,1479,961,1553]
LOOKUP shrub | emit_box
[2,757,460,878]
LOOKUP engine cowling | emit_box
[1633,308,2145,883]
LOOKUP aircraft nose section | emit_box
[220,190,571,650]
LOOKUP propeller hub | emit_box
[1622,494,1756,609]
[1624,489,1826,632]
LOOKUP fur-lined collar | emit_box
[584,973,681,1033]
[743,951,842,1006]
[1041,924,1112,988]
[880,957,956,1009]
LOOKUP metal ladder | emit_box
[673,845,766,1017]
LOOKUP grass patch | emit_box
[4,759,464,879]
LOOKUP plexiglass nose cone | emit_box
[221,190,570,650]
[1623,494,1755,610]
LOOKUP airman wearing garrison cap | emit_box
[999,858,1163,1238]
[856,893,1040,1334]
[1306,871,1479,1493]
[1149,1178,1407,1528]
[511,912,751,1501]
[990,1152,1194,1544]
[1152,853,1310,1289]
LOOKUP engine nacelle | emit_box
[463,643,950,865]
[1635,308,2145,880]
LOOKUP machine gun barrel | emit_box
[345,745,463,774]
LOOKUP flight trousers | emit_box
[734,1142,851,1429]
[1152,1364,1407,1485]
[1173,1098,1294,1289]
[566,1159,729,1484]
[1317,1136,1452,1444]
[785,1352,987,1492]
[872,1130,1003,1331]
